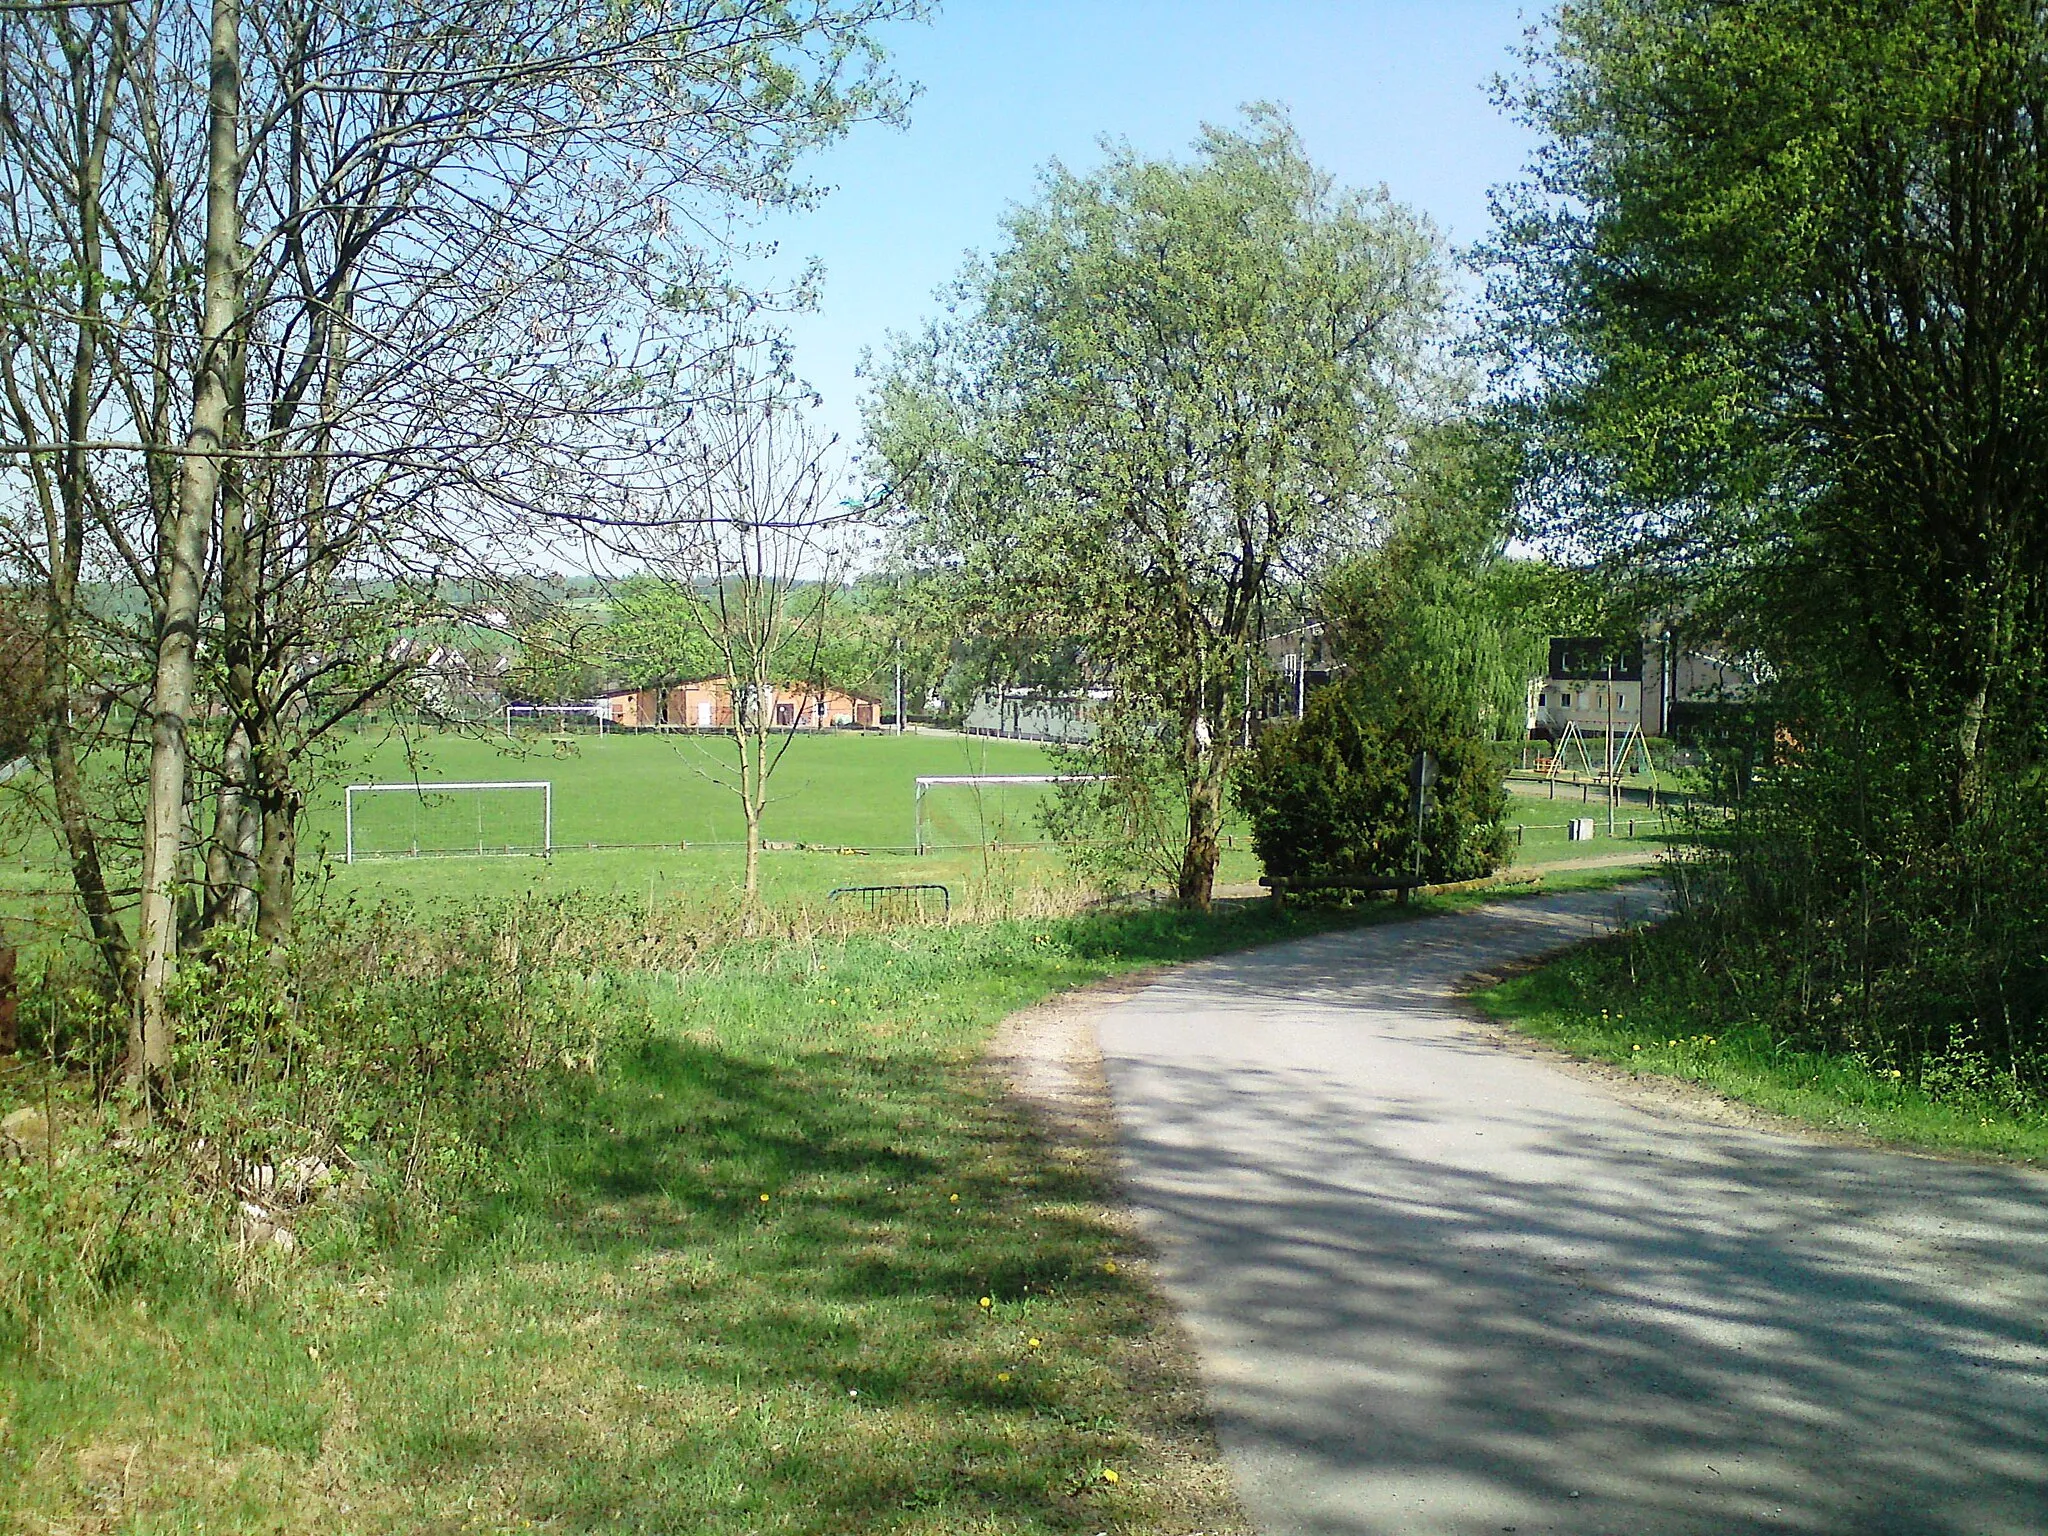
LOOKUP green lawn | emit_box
[300,729,1265,910]
[0,726,1619,929]
[1503,784,1679,867]
[311,729,1066,854]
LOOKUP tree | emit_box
[1494,0,2048,806]
[620,395,855,915]
[0,0,923,1100]
[1234,682,1510,890]
[868,107,1445,906]
[1323,422,1552,740]
[1494,1,2048,1083]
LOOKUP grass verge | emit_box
[2,899,1390,1536]
[1470,919,2048,1163]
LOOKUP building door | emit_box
[696,700,713,728]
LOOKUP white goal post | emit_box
[912,774,1107,855]
[343,780,553,863]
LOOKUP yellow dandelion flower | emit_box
[1102,1468,1119,1484]
[1028,1337,1042,1349]
[949,1194,959,1203]
[996,1371,1011,1383]
[1102,1261,1117,1274]
[979,1296,993,1309]
[759,1193,770,1203]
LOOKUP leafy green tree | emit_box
[605,579,719,693]
[1495,0,2048,806]
[868,107,1446,906]
[1322,423,1555,739]
[1497,0,2048,1085]
[623,394,858,917]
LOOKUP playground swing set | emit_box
[1536,719,1655,787]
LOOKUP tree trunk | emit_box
[253,758,300,945]
[1178,765,1224,910]
[743,804,762,906]
[1956,675,1990,811]
[0,942,15,1056]
[204,722,259,927]
[38,23,132,1003]
[47,710,130,998]
[740,720,764,928]
[133,0,242,1097]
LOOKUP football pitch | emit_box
[0,730,1654,927]
[300,730,1651,908]
[304,728,1243,908]
[311,728,1065,854]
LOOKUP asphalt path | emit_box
[1093,888,2048,1535]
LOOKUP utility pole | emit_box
[1605,655,1616,835]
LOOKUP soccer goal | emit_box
[912,775,1106,855]
[343,781,553,863]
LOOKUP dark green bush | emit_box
[1666,691,2048,1092]
[1233,681,1511,886]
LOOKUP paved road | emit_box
[1093,889,2048,1536]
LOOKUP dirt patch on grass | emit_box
[986,971,1255,1536]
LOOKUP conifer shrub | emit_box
[1233,681,1511,888]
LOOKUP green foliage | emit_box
[1324,421,1578,738]
[869,105,1446,900]
[1233,681,1510,887]
[603,576,720,686]
[1039,721,1201,896]
[1499,0,2048,1083]
[1664,698,2048,1089]
[603,576,896,700]
[1502,0,2048,759]
[0,898,670,1343]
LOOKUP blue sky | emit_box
[751,0,1546,460]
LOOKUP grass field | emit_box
[1502,781,1682,867]
[0,729,1650,933]
[312,729,1068,854]
[305,729,1267,910]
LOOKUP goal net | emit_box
[912,775,1106,855]
[344,781,553,862]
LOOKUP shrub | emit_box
[1233,681,1511,887]
[0,893,685,1340]
[1665,691,2048,1092]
